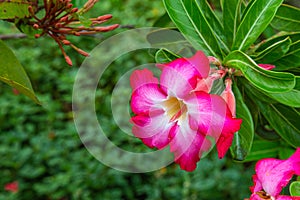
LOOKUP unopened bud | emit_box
[66,3,73,9]
[95,24,119,32]
[77,49,89,57]
[35,34,41,38]
[97,14,113,21]
[33,24,39,29]
[60,16,69,22]
[71,8,78,13]
[73,32,81,36]
[65,56,73,66]
[62,40,71,45]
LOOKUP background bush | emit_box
[0,0,256,199]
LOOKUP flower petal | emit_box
[131,83,167,114]
[130,69,159,91]
[216,114,242,158]
[132,110,174,149]
[159,61,198,98]
[250,174,262,193]
[158,51,210,98]
[168,120,209,172]
[289,148,300,175]
[184,91,242,158]
[277,195,300,200]
[255,158,295,197]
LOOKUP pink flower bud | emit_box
[258,64,275,70]
[221,78,236,117]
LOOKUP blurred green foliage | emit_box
[0,0,255,199]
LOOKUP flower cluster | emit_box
[28,0,119,66]
[130,51,242,171]
[249,148,300,200]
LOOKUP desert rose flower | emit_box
[130,51,242,171]
[250,148,300,200]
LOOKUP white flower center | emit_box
[163,96,187,122]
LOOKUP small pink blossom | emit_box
[258,64,276,70]
[130,51,242,171]
[250,148,300,200]
[4,181,18,193]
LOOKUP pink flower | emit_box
[4,181,18,193]
[258,64,276,70]
[250,148,300,200]
[130,51,242,171]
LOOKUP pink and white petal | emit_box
[186,51,210,78]
[216,115,242,158]
[249,194,263,200]
[132,110,174,149]
[256,158,295,197]
[250,174,263,193]
[159,51,210,78]
[160,62,198,98]
[168,121,206,172]
[130,69,159,91]
[131,83,167,114]
[277,195,300,200]
[289,148,300,175]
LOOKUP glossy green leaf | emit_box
[265,77,300,107]
[255,32,300,52]
[155,48,180,63]
[253,37,291,63]
[224,50,295,93]
[275,40,300,71]
[271,4,300,32]
[243,140,280,162]
[232,0,284,51]
[197,0,230,54]
[163,0,223,58]
[0,40,39,104]
[255,102,300,147]
[290,181,300,196]
[230,83,254,161]
[0,0,37,19]
[223,0,242,47]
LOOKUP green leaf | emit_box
[271,4,300,32]
[232,0,284,51]
[147,29,188,49]
[197,0,230,54]
[252,37,291,63]
[255,32,300,52]
[265,77,300,107]
[155,48,180,63]
[243,139,280,162]
[163,0,223,58]
[230,82,254,161]
[275,40,300,71]
[224,50,295,93]
[0,0,37,19]
[255,102,300,147]
[153,12,173,27]
[223,0,242,47]
[0,40,39,104]
[290,181,300,196]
